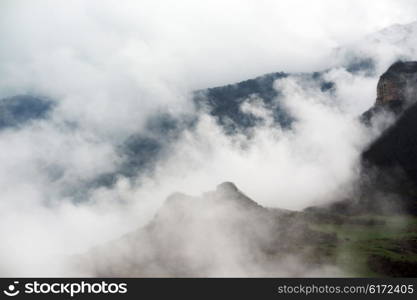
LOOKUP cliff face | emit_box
[310,61,417,216]
[375,61,417,105]
[361,61,417,123]
[363,61,417,174]
[361,61,417,215]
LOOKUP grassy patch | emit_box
[308,214,417,276]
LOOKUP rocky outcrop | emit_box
[361,61,417,123]
[362,62,417,174]
[312,62,417,216]
[376,61,417,105]
[360,61,417,215]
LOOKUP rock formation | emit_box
[360,61,417,215]
[376,61,417,105]
[362,61,417,123]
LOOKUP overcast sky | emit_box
[2,0,417,92]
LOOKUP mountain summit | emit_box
[376,61,417,105]
[360,61,417,214]
[362,61,417,123]
[75,182,339,277]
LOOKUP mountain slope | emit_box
[193,71,335,133]
[360,61,417,215]
[74,182,417,277]
[74,182,339,277]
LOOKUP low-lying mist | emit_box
[0,73,381,276]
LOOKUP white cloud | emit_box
[0,0,416,276]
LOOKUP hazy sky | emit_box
[2,0,417,92]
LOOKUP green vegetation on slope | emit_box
[308,214,417,277]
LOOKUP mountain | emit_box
[360,61,417,215]
[375,61,417,105]
[307,61,417,216]
[3,24,417,277]
[74,182,339,277]
[68,59,417,277]
[193,71,336,134]
[193,72,291,133]
[3,21,417,191]
[0,95,53,129]
[362,61,417,123]
[74,181,417,277]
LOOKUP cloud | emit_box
[0,0,417,276]
[135,76,367,211]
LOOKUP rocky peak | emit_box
[375,61,417,105]
[216,181,239,194]
[361,61,417,123]
[153,182,262,225]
